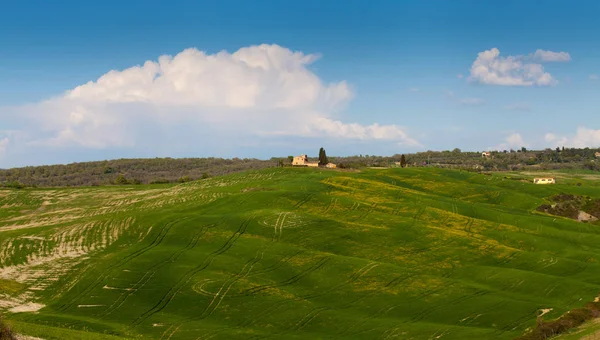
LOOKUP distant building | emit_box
[533,178,555,184]
[482,152,491,158]
[292,154,332,168]
[595,152,600,158]
[292,154,309,166]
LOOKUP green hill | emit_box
[1,167,600,339]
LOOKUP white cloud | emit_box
[2,44,419,158]
[506,133,526,147]
[408,87,420,92]
[532,49,571,62]
[504,102,531,111]
[468,48,563,86]
[545,133,557,142]
[457,74,464,79]
[542,128,600,148]
[460,98,485,106]
[590,74,599,80]
[568,127,600,148]
[491,132,527,151]
[544,132,568,146]
[308,118,422,146]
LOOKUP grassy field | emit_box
[1,167,600,339]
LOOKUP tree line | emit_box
[2,147,599,188]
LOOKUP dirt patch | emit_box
[16,335,46,340]
[579,211,599,222]
[8,302,44,313]
[16,335,45,340]
[539,308,553,317]
[240,187,275,193]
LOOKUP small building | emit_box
[292,154,319,167]
[482,152,491,158]
[595,152,600,158]
[533,178,555,185]
[292,154,309,166]
[291,154,334,168]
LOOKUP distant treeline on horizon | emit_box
[1,147,599,188]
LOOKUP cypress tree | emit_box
[318,147,329,166]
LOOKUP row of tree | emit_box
[2,147,599,188]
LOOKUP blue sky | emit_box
[1,0,599,167]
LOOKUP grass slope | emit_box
[1,167,600,339]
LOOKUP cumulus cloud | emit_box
[506,133,526,148]
[545,133,557,142]
[491,132,527,151]
[568,127,600,148]
[308,118,421,146]
[468,48,568,86]
[542,128,600,148]
[532,49,571,62]
[590,74,599,80]
[1,44,419,163]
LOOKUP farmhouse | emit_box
[533,178,555,184]
[291,154,319,167]
[291,154,336,168]
[482,152,491,158]
[292,154,309,166]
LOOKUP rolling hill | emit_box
[1,167,600,339]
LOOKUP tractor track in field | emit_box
[344,281,455,338]
[162,211,300,339]
[338,274,417,336]
[322,197,338,214]
[100,222,216,318]
[161,246,270,340]
[56,218,187,312]
[357,202,379,220]
[248,272,415,340]
[493,307,539,335]
[293,193,315,210]
[236,256,331,297]
[131,217,254,327]
[197,263,398,340]
[404,289,489,324]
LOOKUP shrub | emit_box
[114,174,129,185]
[150,179,170,184]
[178,176,192,183]
[0,317,16,340]
[2,181,24,189]
[517,302,600,340]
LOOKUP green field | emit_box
[2,167,600,339]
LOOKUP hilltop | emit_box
[1,167,600,339]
